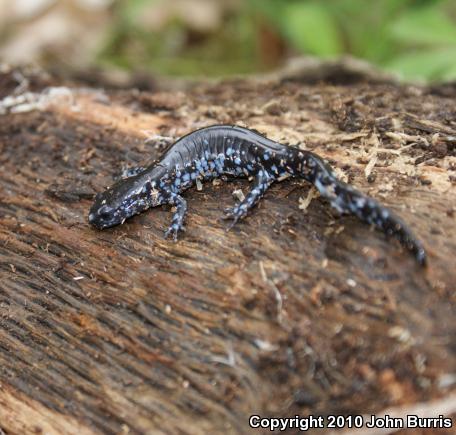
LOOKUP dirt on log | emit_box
[0,66,455,435]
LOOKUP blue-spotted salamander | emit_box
[89,125,426,265]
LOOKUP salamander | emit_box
[88,125,426,265]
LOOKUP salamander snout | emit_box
[89,177,150,230]
[88,202,118,229]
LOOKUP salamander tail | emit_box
[305,153,426,266]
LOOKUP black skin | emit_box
[89,125,426,266]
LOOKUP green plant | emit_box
[97,0,456,81]
[248,0,456,81]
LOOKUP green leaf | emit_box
[389,5,456,46]
[385,47,456,80]
[120,0,159,26]
[282,2,343,56]
[440,62,456,81]
[246,0,284,24]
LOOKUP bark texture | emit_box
[0,67,455,434]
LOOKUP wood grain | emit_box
[0,71,455,434]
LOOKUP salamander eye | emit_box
[97,205,113,219]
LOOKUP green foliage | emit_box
[389,4,456,45]
[251,0,343,56]
[248,0,456,81]
[98,0,260,76]
[97,0,456,81]
[385,47,456,80]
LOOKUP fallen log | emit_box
[0,66,455,434]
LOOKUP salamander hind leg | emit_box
[164,194,187,241]
[223,169,274,229]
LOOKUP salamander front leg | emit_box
[164,194,187,241]
[223,169,274,229]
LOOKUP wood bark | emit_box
[0,68,455,434]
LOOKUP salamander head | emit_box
[88,177,160,229]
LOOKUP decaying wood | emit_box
[0,66,455,434]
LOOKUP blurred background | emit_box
[1,0,456,82]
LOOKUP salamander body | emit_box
[88,125,426,265]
